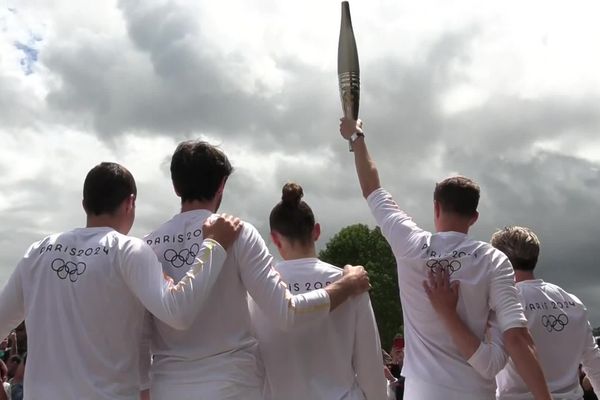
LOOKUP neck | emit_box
[436,214,471,234]
[514,270,535,283]
[86,215,122,232]
[181,199,216,213]
[281,243,317,261]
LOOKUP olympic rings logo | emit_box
[50,258,87,282]
[426,259,462,276]
[163,243,200,268]
[541,313,569,332]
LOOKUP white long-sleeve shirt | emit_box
[141,210,331,398]
[367,188,527,399]
[496,279,600,400]
[249,258,388,400]
[0,227,226,400]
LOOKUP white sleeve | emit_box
[138,311,153,390]
[352,293,388,400]
[581,309,600,393]
[488,254,527,332]
[366,188,429,258]
[121,238,227,330]
[0,263,25,340]
[237,225,330,330]
[467,317,508,379]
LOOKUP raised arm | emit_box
[239,224,369,330]
[352,293,388,400]
[122,215,242,330]
[340,117,429,259]
[423,269,508,379]
[340,118,380,198]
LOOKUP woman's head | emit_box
[269,183,319,254]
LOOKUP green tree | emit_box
[593,326,600,337]
[319,223,402,350]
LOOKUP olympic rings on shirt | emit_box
[425,259,462,276]
[163,243,200,268]
[541,313,569,332]
[50,258,87,282]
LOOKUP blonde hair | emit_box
[491,226,540,271]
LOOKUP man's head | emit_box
[82,162,137,234]
[170,141,233,210]
[491,226,540,271]
[433,176,480,232]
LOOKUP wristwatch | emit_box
[350,131,364,143]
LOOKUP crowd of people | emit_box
[0,116,598,399]
[0,323,26,400]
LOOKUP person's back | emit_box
[145,212,281,396]
[339,117,551,400]
[252,259,383,400]
[497,281,592,399]
[493,227,600,400]
[14,228,156,399]
[141,141,370,400]
[367,184,523,399]
[249,182,386,400]
[0,162,240,400]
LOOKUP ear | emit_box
[216,177,227,197]
[469,211,479,227]
[312,223,321,242]
[434,200,441,219]
[125,194,136,213]
[270,231,283,250]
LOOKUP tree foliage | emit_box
[319,223,402,350]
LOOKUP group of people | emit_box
[0,325,25,400]
[339,117,600,400]
[0,116,598,400]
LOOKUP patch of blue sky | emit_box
[14,40,38,75]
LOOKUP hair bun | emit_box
[281,182,303,206]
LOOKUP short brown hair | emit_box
[433,176,480,217]
[170,141,233,202]
[491,226,540,271]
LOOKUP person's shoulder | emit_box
[543,281,585,305]
[22,230,70,258]
[473,241,509,264]
[234,219,263,245]
[110,231,152,254]
[316,260,344,278]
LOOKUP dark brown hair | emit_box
[433,176,480,217]
[269,182,315,245]
[171,140,233,203]
[83,162,137,216]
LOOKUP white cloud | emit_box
[1,0,600,326]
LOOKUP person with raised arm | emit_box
[339,118,551,400]
[0,162,242,399]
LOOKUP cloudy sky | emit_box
[1,0,600,325]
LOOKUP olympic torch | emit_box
[338,1,360,151]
